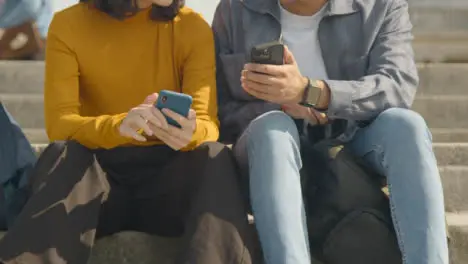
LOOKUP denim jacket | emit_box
[212,0,419,143]
[0,103,36,229]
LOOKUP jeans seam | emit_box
[388,183,408,264]
[375,144,408,264]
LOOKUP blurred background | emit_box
[54,0,220,22]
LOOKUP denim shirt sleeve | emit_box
[212,2,278,143]
[325,0,419,121]
[0,104,36,186]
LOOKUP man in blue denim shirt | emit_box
[212,0,449,263]
[0,103,35,229]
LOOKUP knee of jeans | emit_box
[377,108,432,144]
[243,111,302,174]
[246,111,300,147]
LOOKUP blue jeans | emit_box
[0,0,52,38]
[233,108,449,264]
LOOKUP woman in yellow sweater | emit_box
[0,1,259,263]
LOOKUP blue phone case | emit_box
[155,90,193,128]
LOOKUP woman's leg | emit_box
[347,108,449,264]
[233,111,310,264]
[0,141,113,264]
[130,142,261,264]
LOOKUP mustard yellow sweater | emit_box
[44,3,219,150]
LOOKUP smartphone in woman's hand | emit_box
[155,90,193,128]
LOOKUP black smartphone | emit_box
[250,41,284,65]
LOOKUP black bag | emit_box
[301,139,402,264]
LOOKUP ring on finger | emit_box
[138,114,149,124]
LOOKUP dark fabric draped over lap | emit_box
[0,141,261,264]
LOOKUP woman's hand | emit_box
[149,109,197,151]
[119,93,168,142]
[119,93,197,150]
[282,103,328,125]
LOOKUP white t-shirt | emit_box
[279,3,329,80]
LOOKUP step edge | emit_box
[0,94,43,100]
[415,95,468,100]
[446,212,468,227]
[433,143,468,147]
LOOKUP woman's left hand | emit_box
[149,109,196,151]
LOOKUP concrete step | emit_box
[409,4,468,62]
[412,96,468,129]
[0,212,465,263]
[88,213,467,264]
[24,128,48,144]
[431,129,468,143]
[1,61,468,95]
[410,7,468,35]
[409,0,468,7]
[0,61,44,94]
[2,94,467,130]
[417,63,468,95]
[433,143,468,167]
[0,94,44,129]
[413,34,468,63]
[441,166,468,212]
[448,212,468,264]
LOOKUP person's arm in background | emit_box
[317,0,419,121]
[44,13,132,149]
[178,13,220,151]
[212,2,278,143]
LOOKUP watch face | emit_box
[306,85,322,106]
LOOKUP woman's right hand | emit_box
[119,93,168,141]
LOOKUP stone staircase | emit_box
[408,6,468,263]
[409,0,468,63]
[0,1,468,263]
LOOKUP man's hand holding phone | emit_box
[242,45,308,105]
[243,43,330,124]
[119,93,196,150]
